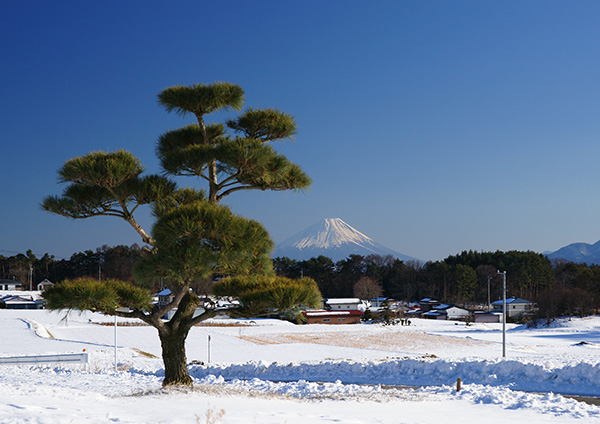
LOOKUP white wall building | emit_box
[492,297,535,318]
[325,298,366,312]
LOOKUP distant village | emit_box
[303,296,536,325]
[1,277,536,326]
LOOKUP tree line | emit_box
[0,245,142,287]
[5,246,598,320]
[274,250,600,318]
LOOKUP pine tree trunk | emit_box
[156,290,201,387]
[158,326,193,386]
[196,114,219,203]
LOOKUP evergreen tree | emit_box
[454,264,477,304]
[41,82,315,386]
[156,83,311,203]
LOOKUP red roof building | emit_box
[303,310,363,325]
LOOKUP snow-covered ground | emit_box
[1,303,600,423]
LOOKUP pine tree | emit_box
[41,82,318,386]
[157,83,311,203]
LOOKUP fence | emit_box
[0,353,89,370]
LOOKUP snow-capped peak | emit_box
[274,218,418,262]
[289,218,374,250]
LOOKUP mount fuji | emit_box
[273,218,419,262]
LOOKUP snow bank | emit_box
[188,356,600,397]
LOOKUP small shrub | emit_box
[197,406,225,424]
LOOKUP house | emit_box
[389,301,410,315]
[156,289,212,320]
[422,310,444,320]
[419,298,441,312]
[491,297,536,318]
[303,310,363,324]
[157,288,175,309]
[325,298,366,312]
[437,304,470,320]
[0,294,44,309]
[368,297,389,309]
[473,311,503,323]
[422,304,470,321]
[405,306,423,318]
[0,279,24,291]
[37,279,54,291]
[438,304,470,320]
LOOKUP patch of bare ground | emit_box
[131,348,158,358]
[238,330,492,352]
[94,322,149,327]
[94,321,254,328]
[128,382,438,403]
[195,322,256,327]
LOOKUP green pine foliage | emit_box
[152,187,207,218]
[43,277,152,314]
[41,150,175,245]
[156,82,311,202]
[226,108,297,141]
[211,275,321,317]
[134,201,274,288]
[57,150,144,187]
[157,82,245,117]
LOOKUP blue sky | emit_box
[3,1,600,261]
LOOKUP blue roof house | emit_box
[492,297,536,318]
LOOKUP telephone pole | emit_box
[497,270,507,358]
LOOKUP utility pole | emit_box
[487,275,491,312]
[497,270,507,358]
[114,313,117,372]
[207,335,211,364]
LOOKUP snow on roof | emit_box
[0,279,23,285]
[157,289,172,296]
[326,298,361,304]
[434,304,468,312]
[304,310,364,317]
[0,290,43,299]
[0,295,44,304]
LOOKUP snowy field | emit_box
[1,300,600,423]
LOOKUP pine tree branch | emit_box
[113,308,157,328]
[217,185,257,201]
[217,172,242,188]
[153,286,189,323]
[105,187,154,246]
[186,308,216,328]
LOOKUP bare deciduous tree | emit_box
[353,276,383,300]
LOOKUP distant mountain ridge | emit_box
[273,218,419,262]
[546,240,600,264]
